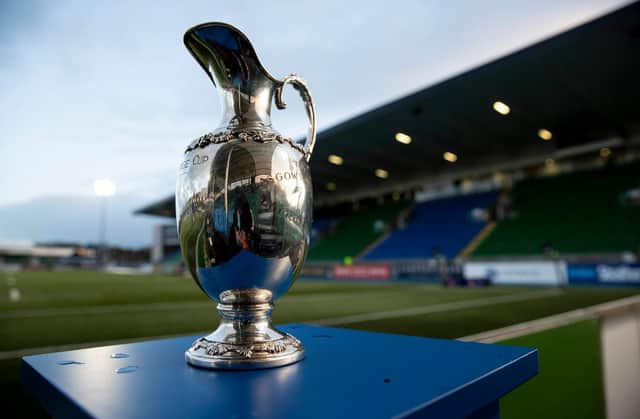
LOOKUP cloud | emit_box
[0,0,629,245]
[0,194,165,247]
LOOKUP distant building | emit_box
[0,242,96,269]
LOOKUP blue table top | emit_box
[22,324,537,419]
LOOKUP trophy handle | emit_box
[275,74,316,161]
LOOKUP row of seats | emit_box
[307,200,409,261]
[310,218,334,244]
[473,162,640,256]
[363,191,497,260]
[166,162,640,265]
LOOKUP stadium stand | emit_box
[473,162,640,256]
[307,200,409,261]
[310,218,334,244]
[158,250,184,274]
[363,191,498,260]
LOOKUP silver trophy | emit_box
[176,22,316,369]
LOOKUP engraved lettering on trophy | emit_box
[180,155,209,172]
[282,208,302,224]
[274,171,298,182]
[192,154,209,166]
[255,174,274,183]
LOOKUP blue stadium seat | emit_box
[310,218,334,244]
[363,191,497,260]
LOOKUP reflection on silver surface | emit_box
[176,22,316,369]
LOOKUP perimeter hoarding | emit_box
[331,264,392,280]
[463,261,568,285]
[568,263,640,285]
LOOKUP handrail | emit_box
[459,295,640,343]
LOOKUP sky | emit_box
[0,0,631,247]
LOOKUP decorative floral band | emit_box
[190,335,302,359]
[185,130,304,154]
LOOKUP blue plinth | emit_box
[22,324,537,418]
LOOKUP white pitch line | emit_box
[0,332,202,361]
[459,294,640,343]
[0,289,561,360]
[0,301,214,319]
[0,289,400,319]
[309,288,564,326]
[8,287,21,303]
[6,274,16,286]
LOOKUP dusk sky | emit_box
[0,0,630,246]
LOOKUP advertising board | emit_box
[568,263,640,285]
[463,261,567,285]
[332,264,392,280]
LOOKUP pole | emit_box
[98,196,107,267]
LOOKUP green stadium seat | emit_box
[473,162,640,256]
[307,200,409,261]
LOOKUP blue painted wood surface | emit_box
[22,324,537,418]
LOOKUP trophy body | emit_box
[176,23,316,369]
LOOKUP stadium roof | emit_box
[136,2,640,217]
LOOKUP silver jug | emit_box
[176,22,316,369]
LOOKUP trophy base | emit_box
[184,289,305,370]
[185,332,304,370]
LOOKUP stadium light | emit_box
[443,151,458,162]
[492,101,510,115]
[328,154,343,165]
[538,129,553,141]
[93,179,116,197]
[375,169,389,179]
[395,132,412,145]
[326,182,337,191]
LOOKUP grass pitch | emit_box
[501,319,605,419]
[2,270,638,417]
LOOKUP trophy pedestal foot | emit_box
[185,289,305,370]
[185,332,304,370]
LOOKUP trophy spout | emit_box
[184,22,280,129]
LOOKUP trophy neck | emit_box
[184,22,280,130]
[217,84,275,130]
